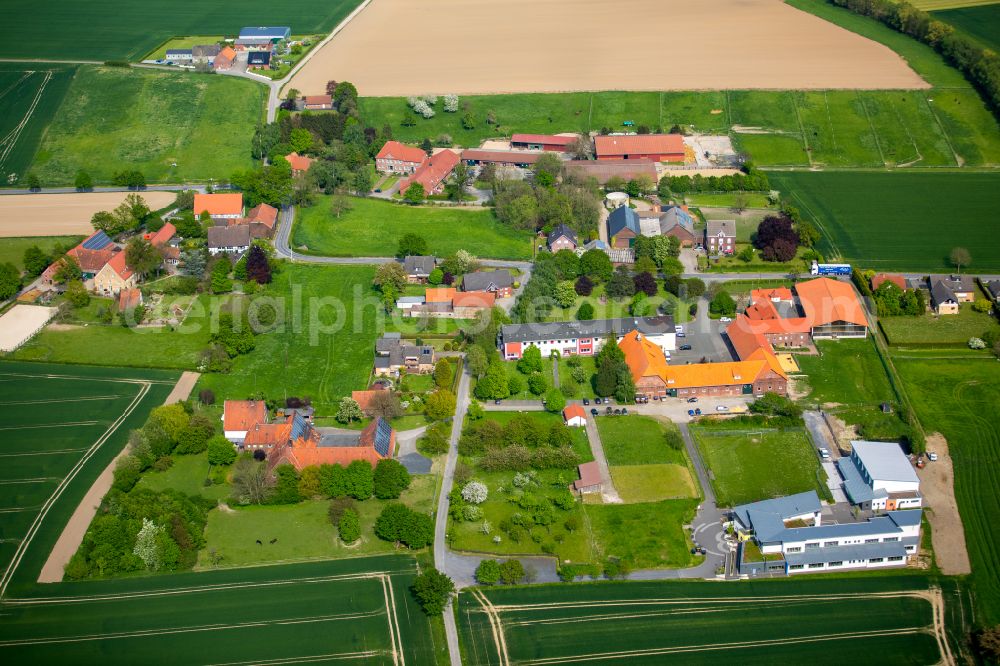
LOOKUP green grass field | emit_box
[0,236,83,273]
[608,465,697,503]
[29,66,264,185]
[881,304,1000,346]
[896,356,1000,624]
[293,196,532,260]
[584,499,699,569]
[597,416,687,467]
[771,171,1000,272]
[0,555,444,665]
[0,65,76,182]
[0,362,177,595]
[934,4,1000,51]
[796,339,897,407]
[691,425,828,507]
[0,0,365,61]
[457,576,942,666]
[474,410,592,463]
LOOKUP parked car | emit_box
[606,406,613,415]
[687,409,695,417]
[593,397,602,405]
[719,316,732,323]
[583,398,590,405]
[613,409,622,415]
[687,397,698,403]
[819,448,831,460]
[494,399,502,405]
[677,332,686,338]
[675,325,684,333]
[716,405,730,412]
[621,407,628,415]
[695,408,702,415]
[679,344,692,350]
[927,452,938,462]
[590,408,598,416]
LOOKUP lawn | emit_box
[609,464,697,503]
[934,4,1000,51]
[704,244,814,274]
[597,415,687,466]
[198,264,380,415]
[136,451,230,501]
[543,284,694,325]
[585,499,699,570]
[293,196,532,260]
[691,425,829,507]
[683,193,772,209]
[492,358,555,400]
[880,302,1000,346]
[795,338,897,407]
[896,356,1000,624]
[0,361,177,595]
[474,410,592,463]
[771,171,1000,272]
[717,278,796,296]
[0,555,443,665]
[0,65,76,182]
[198,474,436,568]
[0,236,83,273]
[0,0,367,61]
[29,66,264,185]
[456,576,942,666]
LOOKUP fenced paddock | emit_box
[0,555,439,665]
[458,578,952,666]
[0,305,57,352]
[0,362,177,597]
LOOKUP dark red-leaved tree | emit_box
[754,214,799,261]
[575,275,594,296]
[633,271,658,297]
[246,245,272,284]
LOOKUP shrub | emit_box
[375,503,433,548]
[499,559,525,585]
[112,455,141,492]
[461,480,488,504]
[373,458,411,499]
[198,389,216,405]
[338,508,360,544]
[476,559,501,585]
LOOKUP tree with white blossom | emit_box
[462,480,488,504]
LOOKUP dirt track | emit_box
[0,192,175,237]
[288,0,928,96]
[917,433,972,576]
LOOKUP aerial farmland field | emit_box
[770,171,1000,272]
[0,555,443,665]
[0,66,75,184]
[457,576,949,666]
[0,362,177,596]
[0,0,366,61]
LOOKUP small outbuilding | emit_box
[572,461,602,493]
[563,404,587,427]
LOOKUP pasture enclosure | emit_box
[0,0,365,61]
[0,555,442,665]
[0,66,75,183]
[29,66,263,186]
[0,362,177,596]
[771,171,1000,272]
[287,0,926,96]
[0,306,57,352]
[0,191,176,237]
[293,196,533,260]
[457,576,947,666]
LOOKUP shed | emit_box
[563,404,587,427]
[573,462,602,492]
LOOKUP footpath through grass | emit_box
[30,66,264,186]
[293,196,532,260]
[771,171,1000,272]
[457,575,941,666]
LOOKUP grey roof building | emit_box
[247,51,272,67]
[239,26,291,40]
[207,225,250,253]
[462,269,514,293]
[374,334,434,375]
[192,44,221,59]
[607,206,641,238]
[658,205,696,236]
[985,279,1000,302]
[403,255,436,279]
[706,219,736,238]
[547,224,578,249]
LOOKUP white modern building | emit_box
[837,440,922,511]
[500,316,676,360]
[732,490,921,576]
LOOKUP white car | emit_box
[719,316,732,323]
[715,405,729,413]
[819,448,831,460]
[675,325,684,333]
[927,452,938,462]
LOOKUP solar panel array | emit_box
[290,412,309,442]
[373,418,392,457]
[82,230,112,250]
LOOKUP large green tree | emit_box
[411,568,455,615]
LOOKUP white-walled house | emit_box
[500,316,676,360]
[837,440,922,511]
[732,490,921,576]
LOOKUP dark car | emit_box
[622,407,629,415]
[583,398,590,405]
[606,406,613,415]
[687,397,698,403]
[687,409,695,417]
[679,344,692,351]
[494,399,502,405]
[613,409,622,415]
[695,408,702,415]
[590,408,598,416]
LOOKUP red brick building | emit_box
[510,133,577,152]
[376,141,427,175]
[594,134,685,162]
[398,149,459,196]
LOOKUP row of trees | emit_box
[657,167,771,195]
[232,456,412,506]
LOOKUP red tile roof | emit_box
[594,134,685,158]
[148,222,176,247]
[247,203,278,229]
[285,152,313,173]
[451,290,495,308]
[750,287,793,303]
[64,232,116,274]
[118,288,141,311]
[562,159,658,184]
[573,461,602,491]
[563,403,586,421]
[461,149,542,165]
[105,250,133,280]
[619,330,671,385]
[425,287,456,304]
[214,47,236,68]
[511,133,577,146]
[796,277,868,328]
[303,94,332,107]
[223,400,268,431]
[352,390,384,412]
[194,193,243,217]
[376,140,427,164]
[399,149,459,195]
[725,316,786,379]
[243,422,291,448]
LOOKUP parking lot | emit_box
[669,308,735,366]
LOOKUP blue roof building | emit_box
[239,26,291,41]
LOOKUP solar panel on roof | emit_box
[373,419,392,457]
[290,413,308,441]
[82,231,112,250]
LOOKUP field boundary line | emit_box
[526,627,927,665]
[0,379,150,598]
[8,571,389,605]
[0,609,382,648]
[471,589,510,666]
[206,651,381,666]
[0,371,176,385]
[0,395,124,405]
[0,70,50,170]
[922,94,962,166]
[0,448,88,457]
[380,573,404,666]
[0,420,98,430]
[856,91,886,167]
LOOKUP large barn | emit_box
[594,134,685,161]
